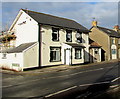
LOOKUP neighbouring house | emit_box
[89,39,102,63]
[0,9,90,71]
[90,20,120,61]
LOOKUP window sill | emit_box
[52,40,59,42]
[75,58,82,59]
[50,60,61,62]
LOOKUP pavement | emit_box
[1,59,119,75]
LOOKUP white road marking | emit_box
[45,81,110,98]
[111,76,120,82]
[110,85,119,88]
[78,81,110,87]
[45,86,77,98]
[2,65,118,88]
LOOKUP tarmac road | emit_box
[2,60,120,98]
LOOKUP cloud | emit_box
[2,2,118,31]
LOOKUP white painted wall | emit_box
[111,45,117,59]
[23,43,39,69]
[0,53,23,71]
[41,25,85,66]
[11,10,38,46]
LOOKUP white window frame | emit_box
[52,28,59,41]
[75,48,82,59]
[76,31,82,43]
[111,38,115,44]
[50,47,61,62]
[66,30,72,42]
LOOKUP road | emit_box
[2,60,120,98]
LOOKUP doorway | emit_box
[65,49,71,65]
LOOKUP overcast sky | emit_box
[1,1,119,31]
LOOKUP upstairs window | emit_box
[75,48,82,59]
[50,47,61,62]
[76,32,82,43]
[52,28,59,41]
[66,30,72,42]
[111,38,115,44]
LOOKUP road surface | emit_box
[2,60,120,98]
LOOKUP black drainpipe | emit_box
[38,23,42,68]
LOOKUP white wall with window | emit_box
[111,38,115,44]
[111,45,117,59]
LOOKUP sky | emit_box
[0,1,119,31]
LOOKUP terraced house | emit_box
[90,21,120,61]
[0,9,90,71]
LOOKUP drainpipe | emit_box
[38,24,42,68]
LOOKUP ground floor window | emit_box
[111,49,116,54]
[50,47,61,62]
[75,48,82,59]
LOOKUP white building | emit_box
[0,9,90,71]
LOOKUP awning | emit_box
[65,43,85,48]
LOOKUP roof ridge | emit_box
[22,9,76,22]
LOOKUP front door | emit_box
[65,49,71,65]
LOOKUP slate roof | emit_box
[22,9,89,33]
[97,26,120,38]
[1,42,37,53]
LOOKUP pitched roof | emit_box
[89,39,101,48]
[97,26,120,38]
[22,9,89,33]
[90,42,101,48]
[2,42,37,53]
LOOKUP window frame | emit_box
[76,31,82,43]
[75,48,82,59]
[111,38,115,44]
[66,30,72,42]
[50,47,61,62]
[52,27,59,41]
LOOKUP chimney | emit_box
[92,20,97,27]
[113,25,119,32]
[92,18,97,27]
